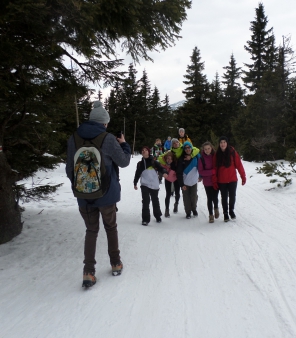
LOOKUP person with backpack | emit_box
[66,101,131,287]
[212,136,246,222]
[177,141,201,219]
[133,146,168,226]
[161,151,180,217]
[198,141,220,223]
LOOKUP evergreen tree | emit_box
[161,95,177,139]
[182,47,209,104]
[221,53,245,143]
[135,69,153,148]
[243,2,277,91]
[176,47,210,146]
[149,87,164,144]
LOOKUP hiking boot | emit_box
[214,208,219,219]
[192,210,198,217]
[186,213,191,219]
[209,215,214,223]
[82,272,97,287]
[165,209,170,218]
[142,221,149,226]
[229,211,236,219]
[173,203,178,213]
[112,261,123,276]
[156,217,162,223]
[224,213,230,222]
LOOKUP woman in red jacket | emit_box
[212,136,246,222]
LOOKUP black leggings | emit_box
[204,186,219,215]
[218,181,237,214]
[164,180,180,209]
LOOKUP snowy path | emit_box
[1,158,296,338]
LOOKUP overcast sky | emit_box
[99,0,296,105]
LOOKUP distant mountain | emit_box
[170,100,185,110]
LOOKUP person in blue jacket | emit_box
[66,101,131,287]
[164,136,172,151]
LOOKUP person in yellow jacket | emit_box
[178,128,192,145]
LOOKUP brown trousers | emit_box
[79,204,121,273]
[182,183,198,214]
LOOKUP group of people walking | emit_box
[133,128,246,226]
[66,102,246,287]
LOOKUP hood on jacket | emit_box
[77,120,106,139]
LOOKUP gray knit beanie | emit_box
[89,101,110,124]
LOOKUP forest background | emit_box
[0,1,295,244]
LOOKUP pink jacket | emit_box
[198,152,214,187]
[161,164,177,182]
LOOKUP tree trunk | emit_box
[0,152,22,244]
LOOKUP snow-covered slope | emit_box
[170,99,185,110]
[1,157,296,338]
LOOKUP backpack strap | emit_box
[73,131,108,149]
[200,155,206,169]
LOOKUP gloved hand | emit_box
[242,177,246,185]
[213,182,219,190]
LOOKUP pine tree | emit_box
[243,3,277,91]
[221,53,245,143]
[182,47,209,104]
[176,46,210,146]
[161,95,177,139]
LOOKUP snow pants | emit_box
[79,204,120,274]
[182,183,198,215]
[218,181,237,214]
[164,179,180,209]
[140,185,162,223]
[204,186,219,215]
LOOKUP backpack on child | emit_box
[72,131,110,199]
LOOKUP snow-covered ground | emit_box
[1,156,296,338]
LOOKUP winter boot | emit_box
[112,261,123,276]
[142,221,149,226]
[82,272,97,287]
[186,213,191,219]
[224,213,230,222]
[156,217,162,223]
[209,215,214,223]
[214,208,220,219]
[173,203,178,213]
[192,210,198,217]
[165,209,170,218]
[229,211,236,219]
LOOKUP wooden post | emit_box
[132,121,136,157]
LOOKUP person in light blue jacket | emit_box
[164,136,172,151]
[176,141,200,219]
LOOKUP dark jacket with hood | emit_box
[66,121,131,207]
